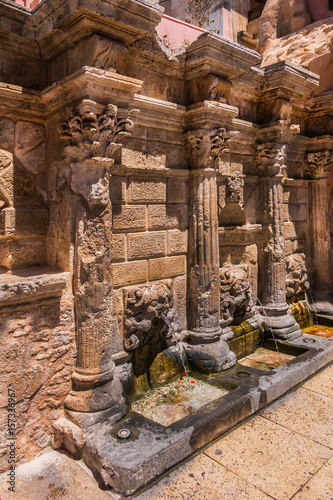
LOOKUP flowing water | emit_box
[250,293,280,353]
[160,313,190,385]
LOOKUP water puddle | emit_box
[131,377,228,426]
[302,325,333,338]
[239,347,295,371]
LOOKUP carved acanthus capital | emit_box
[305,150,332,179]
[59,99,138,162]
[187,128,232,170]
[255,142,287,177]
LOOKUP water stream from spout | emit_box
[250,293,280,353]
[305,289,318,325]
[160,313,190,385]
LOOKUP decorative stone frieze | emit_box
[285,253,310,303]
[92,37,129,73]
[220,264,254,327]
[58,99,138,162]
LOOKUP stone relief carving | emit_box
[0,149,13,208]
[226,171,244,204]
[123,281,174,351]
[92,37,129,73]
[58,99,137,162]
[219,265,254,327]
[305,150,332,179]
[285,253,310,302]
[187,128,231,169]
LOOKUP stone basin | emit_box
[57,333,333,495]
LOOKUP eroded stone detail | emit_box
[92,37,129,73]
[285,253,310,302]
[306,150,332,179]
[226,171,244,204]
[58,99,137,161]
[256,142,287,177]
[124,281,173,349]
[220,265,254,327]
[123,281,174,376]
[187,128,231,170]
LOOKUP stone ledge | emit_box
[0,267,68,306]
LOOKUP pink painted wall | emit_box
[155,14,206,49]
[306,0,333,21]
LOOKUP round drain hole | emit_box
[236,371,251,378]
[302,338,316,343]
[117,428,132,440]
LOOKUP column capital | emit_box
[186,127,236,170]
[305,150,332,179]
[255,142,287,177]
[58,99,138,163]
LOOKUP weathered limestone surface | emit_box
[0,0,332,488]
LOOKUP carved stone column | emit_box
[306,151,331,290]
[185,128,236,372]
[58,99,137,419]
[256,141,302,340]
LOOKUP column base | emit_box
[65,376,127,415]
[184,333,237,373]
[262,305,302,340]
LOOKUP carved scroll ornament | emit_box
[58,99,137,161]
[123,281,174,351]
[219,265,254,326]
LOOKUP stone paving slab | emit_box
[261,387,333,449]
[292,456,333,500]
[301,363,333,399]
[204,416,332,500]
[0,450,119,500]
[136,453,273,500]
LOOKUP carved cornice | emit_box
[58,99,138,162]
[305,150,332,179]
[186,128,232,170]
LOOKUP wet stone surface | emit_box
[239,347,295,371]
[131,376,229,426]
[302,325,333,338]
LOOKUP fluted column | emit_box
[257,141,302,339]
[185,128,236,372]
[306,151,331,289]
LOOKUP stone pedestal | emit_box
[257,142,302,340]
[185,128,237,372]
